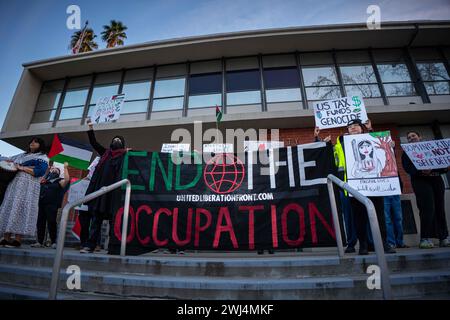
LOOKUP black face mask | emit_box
[110,140,123,150]
[47,172,60,181]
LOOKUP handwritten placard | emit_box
[92,94,125,124]
[314,95,368,129]
[344,131,401,196]
[401,139,450,170]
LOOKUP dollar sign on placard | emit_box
[352,96,361,107]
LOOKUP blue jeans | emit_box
[384,195,404,247]
[340,191,357,247]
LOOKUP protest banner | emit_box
[401,138,450,170]
[243,141,284,152]
[343,131,401,196]
[314,95,368,129]
[109,142,340,255]
[92,93,125,124]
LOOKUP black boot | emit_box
[359,241,369,255]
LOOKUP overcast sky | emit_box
[1,0,449,156]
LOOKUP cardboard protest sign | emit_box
[68,178,90,211]
[161,144,191,154]
[343,131,401,196]
[314,95,368,129]
[92,94,125,124]
[401,139,450,170]
[203,144,233,153]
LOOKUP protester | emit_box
[79,119,129,253]
[0,137,48,248]
[31,162,70,248]
[384,176,408,249]
[314,127,357,253]
[402,131,450,249]
[315,119,395,255]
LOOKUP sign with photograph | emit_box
[401,139,450,170]
[314,95,368,129]
[92,94,126,124]
[343,131,401,196]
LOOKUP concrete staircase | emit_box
[0,246,448,300]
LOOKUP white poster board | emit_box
[401,139,450,170]
[92,94,125,124]
[68,179,90,211]
[161,143,191,153]
[203,144,233,153]
[243,141,284,152]
[343,131,401,196]
[314,95,368,129]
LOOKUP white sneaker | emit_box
[419,239,434,249]
[80,247,92,253]
[31,242,44,248]
[439,238,450,247]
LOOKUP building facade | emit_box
[2,21,450,241]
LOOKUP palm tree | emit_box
[101,20,127,48]
[69,28,98,53]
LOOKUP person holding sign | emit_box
[31,162,70,248]
[317,119,395,255]
[79,118,129,253]
[402,131,450,248]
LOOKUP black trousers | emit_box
[87,214,104,250]
[36,203,58,244]
[412,177,449,240]
[78,211,93,248]
[350,196,387,248]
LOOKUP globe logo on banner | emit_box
[203,154,245,194]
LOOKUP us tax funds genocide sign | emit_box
[109,142,340,255]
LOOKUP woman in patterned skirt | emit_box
[0,137,48,248]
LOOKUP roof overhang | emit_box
[23,21,450,81]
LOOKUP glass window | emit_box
[41,80,65,93]
[378,64,412,83]
[226,70,260,92]
[31,110,57,123]
[122,81,151,101]
[302,66,338,86]
[340,65,377,84]
[36,92,61,111]
[345,85,381,98]
[383,83,416,96]
[264,67,300,89]
[266,88,302,103]
[423,82,450,95]
[62,88,89,107]
[122,100,149,114]
[305,87,341,100]
[189,73,222,95]
[153,78,185,98]
[124,68,154,82]
[189,94,221,109]
[59,107,84,120]
[152,97,184,111]
[90,84,119,104]
[417,62,450,81]
[227,91,261,105]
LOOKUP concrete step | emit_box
[0,263,448,299]
[1,247,449,279]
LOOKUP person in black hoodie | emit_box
[80,118,129,253]
[402,130,450,249]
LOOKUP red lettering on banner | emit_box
[194,208,212,247]
[281,203,305,247]
[172,208,193,246]
[271,205,279,248]
[136,205,152,245]
[308,202,335,244]
[213,207,238,249]
[152,208,172,246]
[114,206,136,243]
[239,205,264,250]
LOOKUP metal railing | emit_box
[326,174,392,300]
[48,179,131,300]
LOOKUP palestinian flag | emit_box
[48,134,93,170]
[215,105,223,124]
